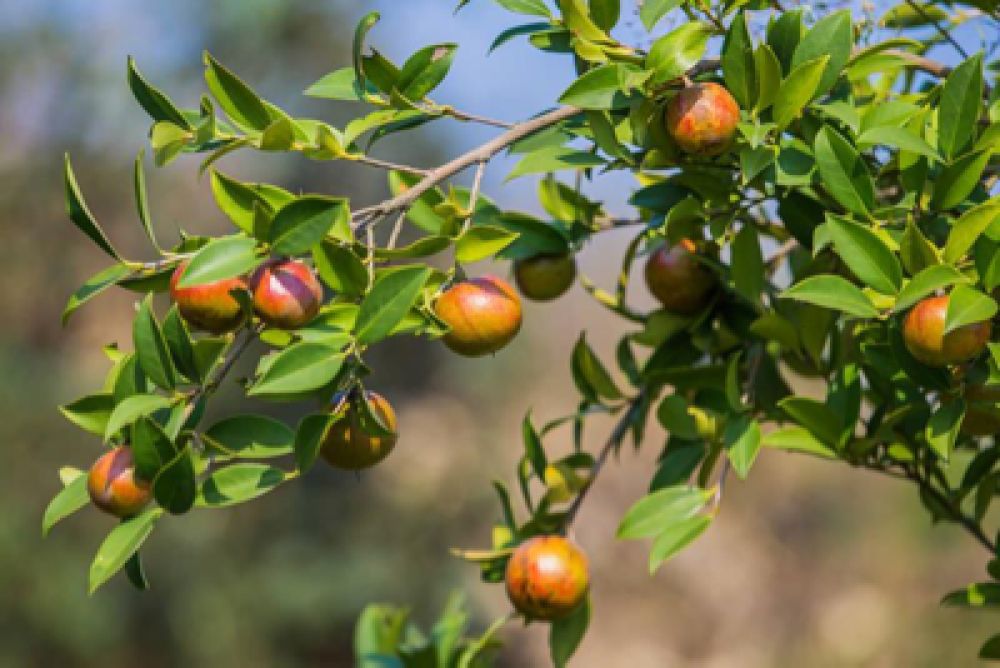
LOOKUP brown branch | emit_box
[351,106,582,229]
[352,155,430,177]
[563,395,646,529]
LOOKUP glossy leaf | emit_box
[133,294,176,391]
[354,266,431,345]
[89,508,162,594]
[203,415,295,460]
[938,55,983,160]
[781,275,879,318]
[42,473,89,536]
[197,464,286,507]
[825,214,901,294]
[269,196,350,255]
[814,126,874,216]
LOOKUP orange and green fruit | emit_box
[87,446,152,518]
[434,276,522,356]
[903,295,991,367]
[505,535,590,621]
[169,261,248,334]
[320,390,398,470]
[249,258,323,330]
[644,239,716,314]
[665,82,740,157]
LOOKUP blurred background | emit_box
[1,0,996,666]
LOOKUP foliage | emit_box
[46,0,1000,664]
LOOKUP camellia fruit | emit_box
[249,258,323,330]
[961,383,1000,436]
[505,535,589,621]
[513,253,577,302]
[169,261,248,334]
[665,82,740,157]
[87,446,152,518]
[644,239,717,314]
[320,390,398,470]
[434,276,522,356]
[903,295,991,367]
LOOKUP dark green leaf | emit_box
[354,266,431,345]
[813,126,874,216]
[133,294,176,391]
[549,597,590,667]
[825,214,902,294]
[269,196,350,255]
[203,414,295,460]
[197,464,286,507]
[938,54,983,160]
[64,154,120,261]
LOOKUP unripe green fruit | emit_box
[169,261,248,334]
[505,535,589,621]
[665,82,740,157]
[644,239,716,314]
[903,295,991,367]
[320,391,398,470]
[249,258,323,330]
[434,276,522,356]
[87,446,152,518]
[513,253,576,301]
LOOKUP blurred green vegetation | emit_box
[2,1,997,666]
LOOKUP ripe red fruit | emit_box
[169,261,248,334]
[87,446,152,518]
[665,82,740,156]
[514,253,577,302]
[903,295,991,367]
[961,384,1000,436]
[249,258,323,330]
[505,535,589,620]
[644,239,717,314]
[434,276,522,356]
[320,390,398,470]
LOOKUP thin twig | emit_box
[352,155,430,177]
[437,106,514,129]
[461,159,487,236]
[386,211,407,250]
[563,395,645,529]
[905,0,970,59]
[351,106,582,230]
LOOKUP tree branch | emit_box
[563,394,646,529]
[351,106,582,229]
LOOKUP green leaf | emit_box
[197,464,286,507]
[89,508,162,594]
[162,306,199,382]
[761,425,837,459]
[938,54,983,160]
[203,415,295,460]
[549,597,590,667]
[152,446,196,514]
[42,474,89,537]
[293,412,340,473]
[131,416,176,482]
[648,514,711,572]
[780,275,879,318]
[766,9,803,74]
[856,126,941,162]
[724,416,761,479]
[133,294,176,391]
[496,0,552,16]
[981,634,1000,659]
[638,0,680,30]
[616,485,711,539]
[943,583,1000,608]
[259,118,295,151]
[354,266,431,345]
[894,265,969,312]
[789,10,851,97]
[64,154,120,261]
[373,235,452,260]
[269,196,350,255]
[352,12,382,98]
[396,43,457,100]
[455,225,519,263]
[126,56,190,128]
[313,242,369,297]
[571,333,622,401]
[558,64,629,110]
[305,67,369,101]
[657,395,699,440]
[104,394,174,441]
[506,147,602,181]
[778,397,841,447]
[926,399,965,460]
[814,126,874,216]
[944,196,1000,263]
[731,224,764,303]
[133,150,158,250]
[176,235,259,288]
[944,284,997,335]
[209,170,294,234]
[62,264,132,325]
[930,150,992,211]
[645,23,711,85]
[522,412,548,479]
[248,343,346,397]
[753,45,782,112]
[203,51,271,132]
[825,215,902,294]
[722,12,756,109]
[588,0,620,31]
[59,393,116,436]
